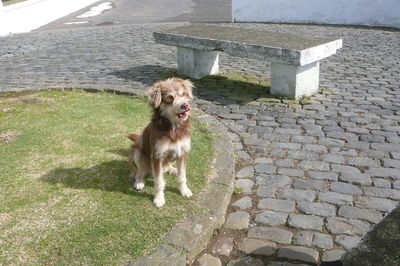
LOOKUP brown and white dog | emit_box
[127,78,194,207]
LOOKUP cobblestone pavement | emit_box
[1,22,400,265]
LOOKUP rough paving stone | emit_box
[274,158,295,168]
[326,217,370,236]
[318,191,353,205]
[348,156,380,167]
[339,172,372,185]
[366,168,400,180]
[291,135,315,144]
[211,237,234,256]
[303,144,327,153]
[330,182,363,195]
[236,166,254,179]
[256,186,277,197]
[281,188,316,202]
[254,157,273,164]
[238,238,276,256]
[372,178,392,188]
[197,254,222,266]
[331,164,361,174]
[363,187,400,200]
[308,171,338,181]
[298,160,330,171]
[383,158,400,168]
[254,164,277,174]
[288,213,324,231]
[277,246,319,264]
[318,137,345,147]
[227,256,263,266]
[321,249,346,262]
[268,262,310,266]
[235,179,254,195]
[236,150,251,161]
[338,206,382,223]
[232,196,252,209]
[258,198,295,212]
[256,175,292,187]
[297,201,336,217]
[247,227,293,244]
[355,196,398,212]
[321,153,346,164]
[335,235,362,250]
[293,178,330,191]
[288,150,318,160]
[224,211,250,230]
[293,231,332,249]
[394,180,400,190]
[277,168,304,177]
[255,210,288,226]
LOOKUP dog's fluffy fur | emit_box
[127,78,194,207]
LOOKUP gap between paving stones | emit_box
[1,86,236,266]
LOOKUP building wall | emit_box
[232,0,400,28]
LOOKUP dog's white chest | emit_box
[155,137,191,159]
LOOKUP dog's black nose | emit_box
[181,103,189,110]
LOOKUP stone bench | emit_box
[153,25,342,99]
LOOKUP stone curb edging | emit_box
[0,86,235,266]
[129,110,235,266]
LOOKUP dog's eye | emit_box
[164,95,174,103]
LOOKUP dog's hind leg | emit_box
[177,156,192,198]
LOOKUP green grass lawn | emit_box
[0,90,213,265]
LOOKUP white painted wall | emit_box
[232,0,400,28]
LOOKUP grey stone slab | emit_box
[255,210,288,226]
[227,256,263,266]
[372,178,392,188]
[277,246,319,264]
[211,237,234,256]
[321,153,346,164]
[274,158,295,168]
[297,201,336,217]
[313,232,334,249]
[318,191,353,205]
[288,150,319,160]
[335,235,362,250]
[303,144,328,153]
[155,25,342,66]
[288,213,324,231]
[298,160,330,171]
[277,168,305,177]
[256,186,277,197]
[254,164,277,174]
[197,254,222,266]
[326,217,370,236]
[271,142,302,150]
[235,179,254,195]
[348,156,380,167]
[281,188,316,202]
[366,168,400,180]
[338,206,382,223]
[224,211,250,230]
[321,249,346,262]
[236,166,254,179]
[355,196,399,212]
[330,182,363,195]
[363,187,400,200]
[293,178,330,191]
[256,175,292,187]
[238,238,276,256]
[331,164,361,174]
[247,227,293,244]
[232,196,252,209]
[393,180,400,190]
[257,198,296,212]
[308,171,338,181]
[339,172,372,185]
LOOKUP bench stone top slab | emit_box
[154,24,342,66]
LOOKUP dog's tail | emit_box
[127,133,140,142]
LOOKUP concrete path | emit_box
[1,4,400,265]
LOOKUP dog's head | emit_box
[147,78,194,123]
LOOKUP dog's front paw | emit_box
[180,186,193,198]
[153,194,165,207]
[134,182,145,190]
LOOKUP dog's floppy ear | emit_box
[182,79,194,99]
[146,86,162,108]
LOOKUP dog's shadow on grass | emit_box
[40,151,181,200]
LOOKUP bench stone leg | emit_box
[271,61,320,99]
[177,47,219,79]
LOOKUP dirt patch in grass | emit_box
[0,90,214,265]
